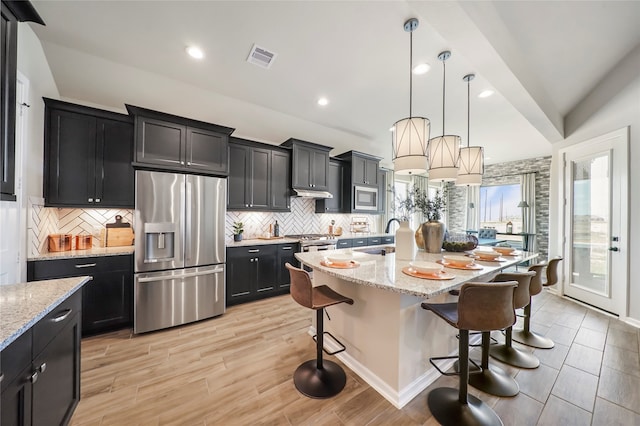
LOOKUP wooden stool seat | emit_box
[286,263,353,399]
[422,282,517,426]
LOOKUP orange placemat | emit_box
[402,267,455,280]
[436,260,483,271]
[320,260,360,269]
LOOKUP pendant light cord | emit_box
[467,76,470,148]
[442,58,446,134]
[409,30,413,118]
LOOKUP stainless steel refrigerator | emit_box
[134,170,225,333]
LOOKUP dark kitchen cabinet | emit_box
[228,138,290,212]
[271,150,291,211]
[377,169,387,214]
[226,245,277,305]
[126,104,234,176]
[226,242,299,305]
[1,1,44,201]
[315,159,347,213]
[336,150,380,187]
[1,289,81,426]
[276,243,300,290]
[43,98,134,208]
[352,237,368,247]
[27,255,133,336]
[336,238,353,249]
[281,138,332,191]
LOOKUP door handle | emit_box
[51,309,72,323]
[186,181,192,261]
[75,263,97,268]
[608,247,619,252]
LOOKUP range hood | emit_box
[293,189,333,199]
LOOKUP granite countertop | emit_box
[227,233,393,248]
[0,276,92,350]
[28,246,135,261]
[295,248,538,299]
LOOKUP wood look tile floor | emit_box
[71,290,640,426]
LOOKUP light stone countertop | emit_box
[295,248,538,299]
[0,276,92,350]
[226,233,393,248]
[28,246,134,261]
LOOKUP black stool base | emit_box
[511,329,554,349]
[428,387,503,426]
[455,361,519,397]
[293,359,346,399]
[490,344,540,369]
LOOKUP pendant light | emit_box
[428,51,460,182]
[392,18,430,175]
[456,73,484,186]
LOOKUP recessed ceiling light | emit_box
[478,90,494,98]
[412,63,430,75]
[317,97,329,106]
[186,46,204,60]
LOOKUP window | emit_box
[479,184,522,233]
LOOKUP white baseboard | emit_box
[621,316,640,329]
[307,327,455,408]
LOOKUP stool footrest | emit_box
[313,331,346,356]
[457,332,498,347]
[429,355,483,377]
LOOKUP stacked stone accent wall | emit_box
[446,156,552,260]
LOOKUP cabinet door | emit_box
[95,118,134,208]
[352,156,366,185]
[227,144,250,209]
[135,117,186,167]
[292,145,312,189]
[1,9,17,199]
[249,147,270,209]
[270,150,290,211]
[377,169,386,214]
[31,313,80,426]
[276,244,299,289]
[255,252,278,293]
[1,365,32,426]
[45,110,96,206]
[226,250,254,303]
[186,127,228,175]
[82,270,132,335]
[364,159,379,185]
[311,149,329,190]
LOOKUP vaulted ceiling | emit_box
[29,1,640,167]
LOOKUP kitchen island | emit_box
[295,248,537,408]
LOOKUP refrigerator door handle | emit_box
[137,267,224,283]
[185,180,192,262]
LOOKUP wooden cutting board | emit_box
[106,227,134,247]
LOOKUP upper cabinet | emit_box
[1,1,44,201]
[336,150,381,187]
[126,105,234,176]
[281,138,332,191]
[227,138,291,212]
[315,159,347,213]
[43,98,135,208]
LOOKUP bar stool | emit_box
[511,259,563,349]
[489,271,540,369]
[422,281,517,426]
[286,263,354,399]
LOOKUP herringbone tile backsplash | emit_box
[29,196,381,255]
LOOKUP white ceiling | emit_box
[29,1,640,168]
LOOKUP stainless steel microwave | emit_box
[354,185,378,211]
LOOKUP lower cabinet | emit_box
[337,236,394,248]
[1,290,81,426]
[27,255,133,336]
[226,243,299,305]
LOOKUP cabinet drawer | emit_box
[382,236,395,244]
[33,290,82,357]
[336,239,352,249]
[352,238,368,247]
[28,255,132,281]
[367,237,381,246]
[0,328,32,392]
[227,245,276,258]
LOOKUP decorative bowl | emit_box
[472,249,501,260]
[409,261,443,275]
[493,246,516,255]
[442,233,478,252]
[443,255,475,267]
[326,254,354,264]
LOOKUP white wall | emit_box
[549,45,640,323]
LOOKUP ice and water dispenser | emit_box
[144,222,177,262]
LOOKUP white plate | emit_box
[442,255,474,267]
[409,261,443,275]
[326,253,355,264]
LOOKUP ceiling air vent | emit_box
[247,44,277,69]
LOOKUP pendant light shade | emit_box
[456,73,484,186]
[428,51,460,182]
[392,18,430,175]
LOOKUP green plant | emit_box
[414,187,447,221]
[232,221,244,235]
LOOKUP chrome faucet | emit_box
[385,218,401,234]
